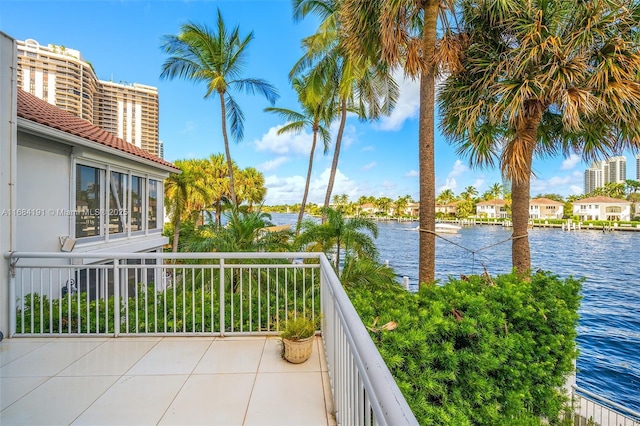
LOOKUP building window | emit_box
[148,179,160,230]
[131,176,145,232]
[109,171,127,234]
[76,165,103,238]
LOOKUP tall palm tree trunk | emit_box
[322,99,348,223]
[297,132,319,234]
[219,92,237,205]
[510,113,542,275]
[418,0,439,287]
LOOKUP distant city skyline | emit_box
[583,156,629,195]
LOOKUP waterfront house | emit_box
[475,199,508,219]
[406,202,420,217]
[436,201,459,217]
[0,32,178,335]
[572,196,631,221]
[529,197,564,219]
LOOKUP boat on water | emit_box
[415,223,462,234]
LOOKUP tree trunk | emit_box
[509,109,543,275]
[297,131,319,235]
[322,98,348,224]
[219,91,237,205]
[172,219,181,253]
[418,0,440,287]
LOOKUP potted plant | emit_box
[280,312,317,364]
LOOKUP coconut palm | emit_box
[337,0,459,286]
[160,10,279,205]
[291,0,399,223]
[439,0,640,273]
[265,76,333,234]
[296,207,378,276]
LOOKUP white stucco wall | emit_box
[1,32,17,336]
[16,135,71,252]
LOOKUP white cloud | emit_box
[361,162,377,171]
[361,145,375,152]
[570,185,583,194]
[264,168,359,205]
[258,156,289,172]
[448,160,468,178]
[438,178,457,193]
[254,125,312,155]
[561,154,581,171]
[472,178,485,190]
[376,72,420,131]
[405,170,419,178]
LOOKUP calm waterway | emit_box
[270,213,640,412]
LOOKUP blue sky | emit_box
[1,0,637,205]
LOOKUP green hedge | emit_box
[347,271,582,425]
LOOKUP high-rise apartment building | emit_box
[607,156,626,183]
[16,39,161,157]
[583,156,627,194]
[636,154,640,180]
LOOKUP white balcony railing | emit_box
[5,251,419,426]
[571,385,640,426]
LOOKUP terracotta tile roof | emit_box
[16,89,177,170]
[574,196,630,204]
[530,197,564,205]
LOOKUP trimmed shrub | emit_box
[347,271,582,425]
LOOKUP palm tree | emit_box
[296,207,378,276]
[439,0,640,274]
[489,182,505,219]
[394,195,409,217]
[291,0,399,223]
[436,189,456,205]
[160,10,279,205]
[337,0,459,286]
[374,196,394,216]
[164,160,208,252]
[625,179,640,195]
[236,167,266,211]
[204,154,232,226]
[265,77,333,234]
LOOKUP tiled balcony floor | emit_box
[0,336,335,425]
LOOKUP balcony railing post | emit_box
[8,260,16,337]
[113,259,120,337]
[219,258,225,337]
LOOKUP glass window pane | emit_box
[131,176,145,231]
[109,171,127,234]
[76,165,102,238]
[148,179,158,230]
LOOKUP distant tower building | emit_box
[15,39,160,157]
[583,156,627,194]
[636,154,640,180]
[158,140,164,159]
[607,156,626,184]
[584,161,606,194]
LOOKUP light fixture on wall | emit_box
[59,236,76,252]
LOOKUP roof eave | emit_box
[17,117,180,174]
